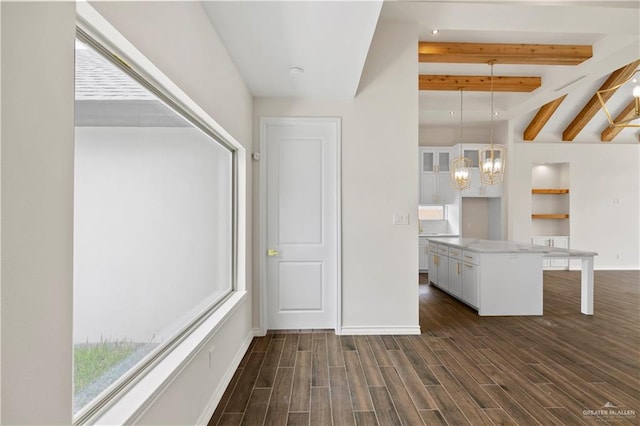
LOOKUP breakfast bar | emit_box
[426,237,597,316]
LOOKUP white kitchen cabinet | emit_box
[532,236,569,270]
[428,243,438,284]
[448,248,463,298]
[461,251,479,308]
[436,244,449,291]
[419,148,455,204]
[549,237,569,268]
[460,146,503,198]
[419,237,429,272]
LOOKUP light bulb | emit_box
[633,84,640,98]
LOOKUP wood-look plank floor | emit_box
[209,271,640,425]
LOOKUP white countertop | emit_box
[426,237,597,257]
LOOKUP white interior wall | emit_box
[1,2,254,424]
[0,3,3,420]
[1,3,76,423]
[254,19,420,333]
[510,143,640,270]
[461,198,489,239]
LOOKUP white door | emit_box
[262,118,339,330]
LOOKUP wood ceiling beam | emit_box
[523,95,567,141]
[562,59,640,142]
[600,100,638,142]
[419,75,541,92]
[418,42,592,65]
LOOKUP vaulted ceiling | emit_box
[384,1,640,143]
[202,1,640,144]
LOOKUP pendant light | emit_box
[451,88,471,190]
[479,61,506,185]
[597,69,640,128]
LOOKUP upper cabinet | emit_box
[419,144,505,205]
[460,145,503,198]
[419,148,455,204]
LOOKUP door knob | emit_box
[267,249,279,257]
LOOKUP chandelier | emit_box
[597,69,640,128]
[451,89,471,190]
[479,61,506,185]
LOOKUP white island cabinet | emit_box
[426,238,597,316]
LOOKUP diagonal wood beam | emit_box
[418,75,541,92]
[600,100,638,142]
[523,95,567,141]
[418,42,592,65]
[562,59,640,141]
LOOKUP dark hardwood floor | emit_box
[209,271,639,425]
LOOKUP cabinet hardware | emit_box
[267,249,279,257]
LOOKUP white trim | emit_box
[340,326,422,336]
[195,327,260,426]
[75,1,245,154]
[91,292,248,425]
[258,117,342,334]
[74,3,250,424]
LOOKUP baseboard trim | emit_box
[196,327,260,425]
[339,325,421,335]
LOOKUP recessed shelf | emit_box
[531,214,569,219]
[532,188,569,194]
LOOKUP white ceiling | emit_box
[201,1,640,143]
[201,1,382,99]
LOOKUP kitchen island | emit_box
[426,237,597,316]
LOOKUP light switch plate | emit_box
[393,213,410,225]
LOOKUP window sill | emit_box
[84,290,248,425]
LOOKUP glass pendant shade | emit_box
[479,61,506,185]
[478,144,506,185]
[451,156,471,190]
[450,88,471,190]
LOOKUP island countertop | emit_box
[426,237,597,257]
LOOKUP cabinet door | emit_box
[463,149,479,168]
[428,251,438,284]
[483,182,503,197]
[420,173,437,204]
[437,254,449,290]
[448,257,462,297]
[437,170,456,204]
[437,151,450,172]
[462,168,482,197]
[421,151,435,172]
[550,237,569,268]
[462,262,479,308]
[419,239,429,271]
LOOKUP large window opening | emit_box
[73,36,235,418]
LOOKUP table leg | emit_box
[581,257,594,315]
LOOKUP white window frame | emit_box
[75,3,248,425]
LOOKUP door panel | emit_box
[277,138,323,244]
[278,262,323,311]
[264,118,338,330]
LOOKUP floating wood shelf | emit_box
[532,188,569,194]
[532,214,569,219]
